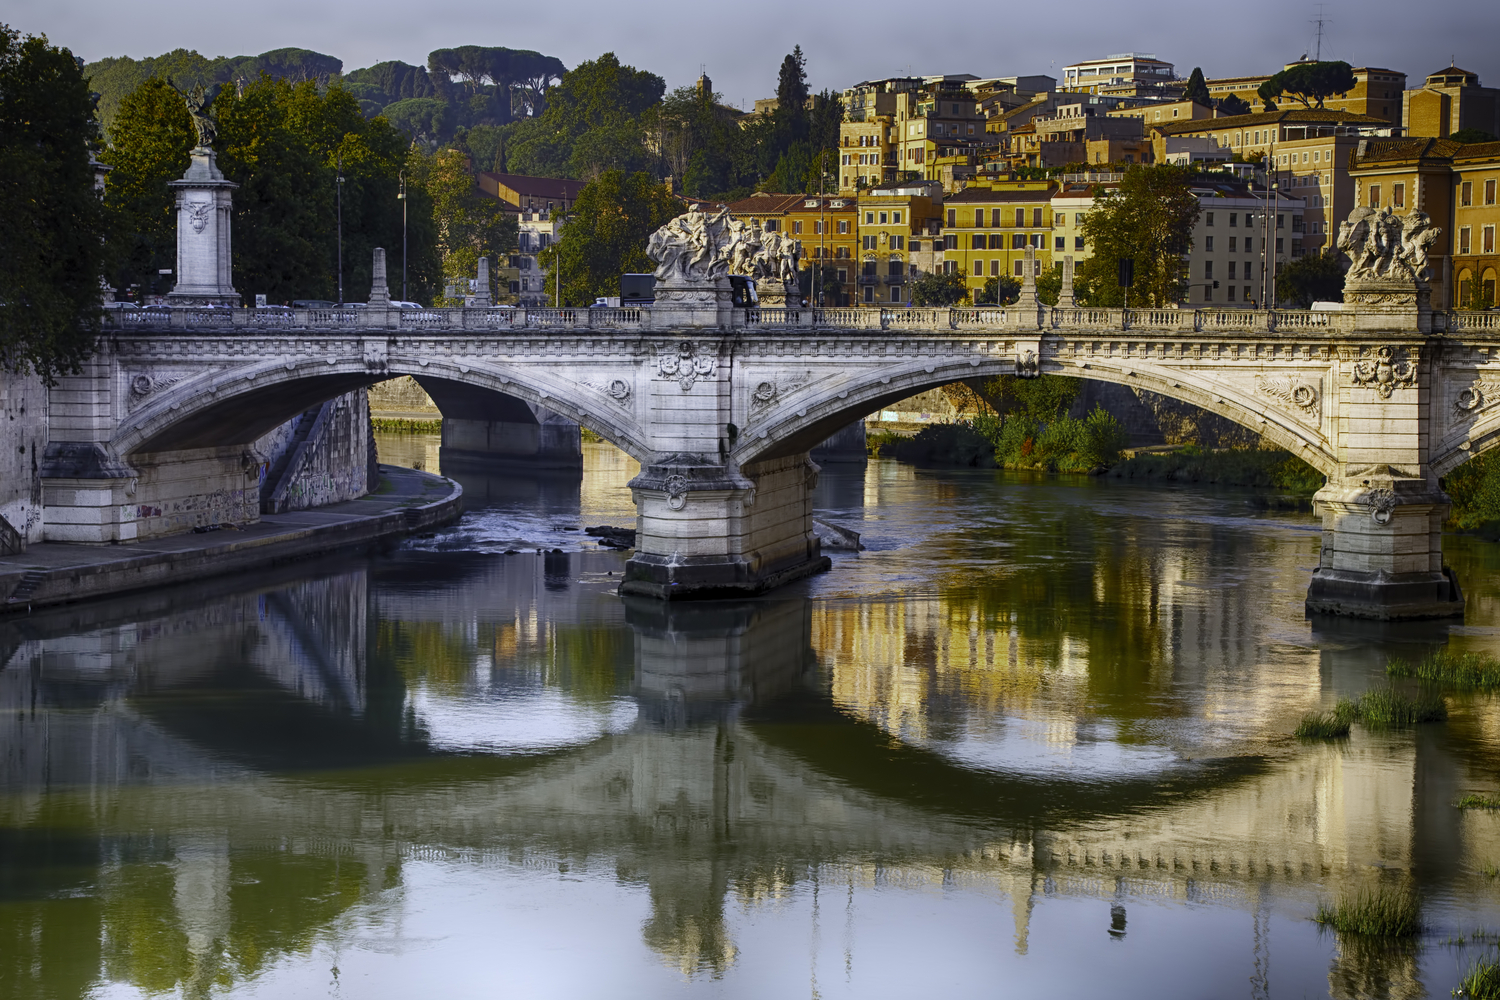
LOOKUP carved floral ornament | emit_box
[1364,487,1398,525]
[1254,374,1320,414]
[1350,346,1416,398]
[664,474,689,511]
[1455,377,1500,413]
[658,341,716,392]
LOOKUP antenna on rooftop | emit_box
[1310,4,1329,61]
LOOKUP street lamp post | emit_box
[397,171,408,302]
[336,153,345,306]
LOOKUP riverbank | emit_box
[0,465,462,613]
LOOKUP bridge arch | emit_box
[113,356,652,463]
[731,353,1338,478]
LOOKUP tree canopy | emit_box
[1256,61,1356,110]
[536,170,680,306]
[0,25,109,381]
[505,53,664,180]
[1217,93,1252,116]
[1078,164,1201,307]
[416,148,517,304]
[1274,250,1345,307]
[911,269,968,306]
[1183,67,1210,105]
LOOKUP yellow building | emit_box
[1404,65,1500,140]
[1348,138,1465,310]
[854,184,944,305]
[839,81,998,191]
[941,180,1058,299]
[1204,65,1407,128]
[722,193,860,305]
[1451,142,1500,309]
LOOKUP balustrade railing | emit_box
[1451,311,1500,331]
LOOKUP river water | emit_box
[4,435,1500,999]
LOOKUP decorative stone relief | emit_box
[126,372,187,411]
[1016,349,1039,378]
[657,341,716,392]
[1337,206,1442,304]
[580,377,632,403]
[1363,487,1398,525]
[187,200,212,233]
[1255,374,1320,415]
[647,208,799,285]
[1455,377,1500,413]
[664,474,689,511]
[1350,346,1416,398]
[362,337,389,372]
[748,371,813,411]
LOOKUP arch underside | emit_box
[117,359,651,462]
[734,356,1338,477]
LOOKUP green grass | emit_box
[1314,885,1421,937]
[1354,687,1448,728]
[372,417,442,433]
[1295,710,1352,739]
[1480,862,1500,878]
[1457,954,1500,999]
[1458,795,1500,811]
[1387,651,1500,691]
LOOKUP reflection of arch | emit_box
[114,358,649,462]
[732,354,1337,477]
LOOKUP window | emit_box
[947,209,956,226]
[1031,234,1044,248]
[793,221,803,234]
[890,285,902,301]
[1014,260,1024,276]
[980,234,996,249]
[1245,237,1253,252]
[879,211,888,224]
[1055,236,1066,250]
[973,260,984,277]
[973,209,986,227]
[1461,181,1473,207]
[1015,208,1025,227]
[945,234,957,250]
[1204,285,1213,302]
[766,219,778,231]
[1011,234,1026,249]
[1460,226,1472,254]
[1229,237,1237,252]
[971,234,985,249]
[863,286,874,303]
[1229,213,1238,227]
[1075,236,1085,250]
[1228,285,1237,302]
[1206,212,1215,226]
[1369,184,1381,209]
[838,220,850,234]
[1486,226,1497,255]
[1229,261,1237,279]
[863,235,876,250]
[836,269,848,283]
[866,212,875,224]
[991,260,1001,277]
[1277,214,1284,229]
[893,211,903,224]
[1204,260,1214,279]
[1276,237,1284,253]
[1056,212,1066,226]
[910,240,922,253]
[891,235,904,250]
[1205,236,1214,252]
[889,258,903,276]
[1488,180,1498,206]
[1033,208,1043,227]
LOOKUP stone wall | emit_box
[367,376,440,419]
[261,390,375,514]
[0,371,47,547]
[129,446,263,537]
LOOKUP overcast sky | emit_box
[12,0,1497,110]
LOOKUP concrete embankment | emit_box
[0,466,461,613]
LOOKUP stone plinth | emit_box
[620,455,830,600]
[1305,478,1464,620]
[166,149,240,307]
[649,276,735,328]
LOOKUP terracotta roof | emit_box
[1353,137,1465,163]
[945,187,1057,203]
[1454,141,1500,163]
[476,172,587,200]
[1152,109,1389,136]
[721,193,806,215]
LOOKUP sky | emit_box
[12,0,1498,110]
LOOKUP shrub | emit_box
[1314,885,1421,937]
[1111,446,1322,494]
[1387,651,1500,691]
[885,423,995,467]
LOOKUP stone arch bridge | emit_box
[52,287,1497,619]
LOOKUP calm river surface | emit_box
[5,435,1500,999]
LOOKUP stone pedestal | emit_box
[166,149,240,307]
[755,280,801,311]
[620,455,830,600]
[648,275,735,329]
[1306,478,1463,619]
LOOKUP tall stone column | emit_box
[166,148,240,307]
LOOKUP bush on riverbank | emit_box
[1387,650,1500,690]
[976,406,1129,473]
[1110,446,1324,495]
[879,423,995,467]
[373,417,442,433]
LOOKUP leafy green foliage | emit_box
[977,406,1128,473]
[1275,249,1345,306]
[426,47,564,126]
[100,77,194,301]
[343,60,434,115]
[1315,885,1421,937]
[416,148,517,303]
[1217,93,1252,116]
[536,169,680,305]
[1452,128,1499,144]
[1387,650,1500,690]
[883,423,995,467]
[380,98,452,144]
[1441,452,1500,533]
[0,25,109,380]
[976,275,1020,305]
[1257,61,1356,110]
[1183,67,1210,105]
[1456,794,1500,810]
[506,53,663,180]
[980,374,1081,423]
[911,269,968,305]
[1078,165,1200,307]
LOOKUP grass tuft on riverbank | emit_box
[1314,886,1421,937]
[1110,445,1324,494]
[1295,708,1353,739]
[1387,650,1500,690]
[1458,954,1500,999]
[1354,687,1447,727]
[373,417,442,433]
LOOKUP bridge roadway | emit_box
[49,294,1500,617]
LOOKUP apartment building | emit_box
[1204,65,1407,128]
[514,213,559,307]
[1108,99,1214,127]
[839,80,999,191]
[1010,104,1151,168]
[854,183,944,305]
[1061,53,1175,95]
[1148,108,1396,162]
[1454,142,1500,309]
[476,172,587,215]
[722,193,861,305]
[941,180,1058,299]
[1186,180,1305,306]
[1404,65,1500,139]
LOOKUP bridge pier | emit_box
[620,454,830,600]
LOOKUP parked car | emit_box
[291,299,337,309]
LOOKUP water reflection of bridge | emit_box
[0,555,1494,994]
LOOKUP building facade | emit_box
[1061,53,1176,94]
[854,183,944,305]
[941,180,1058,299]
[1404,66,1500,139]
[1453,141,1500,309]
[1204,65,1407,128]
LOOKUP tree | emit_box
[1274,250,1345,306]
[1257,61,1356,110]
[1183,67,1210,105]
[505,53,663,179]
[1451,128,1498,144]
[381,97,453,144]
[776,45,809,116]
[0,25,109,380]
[537,170,680,306]
[1218,93,1251,117]
[100,77,194,301]
[911,268,968,306]
[976,275,1021,305]
[1078,164,1201,307]
[419,147,517,303]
